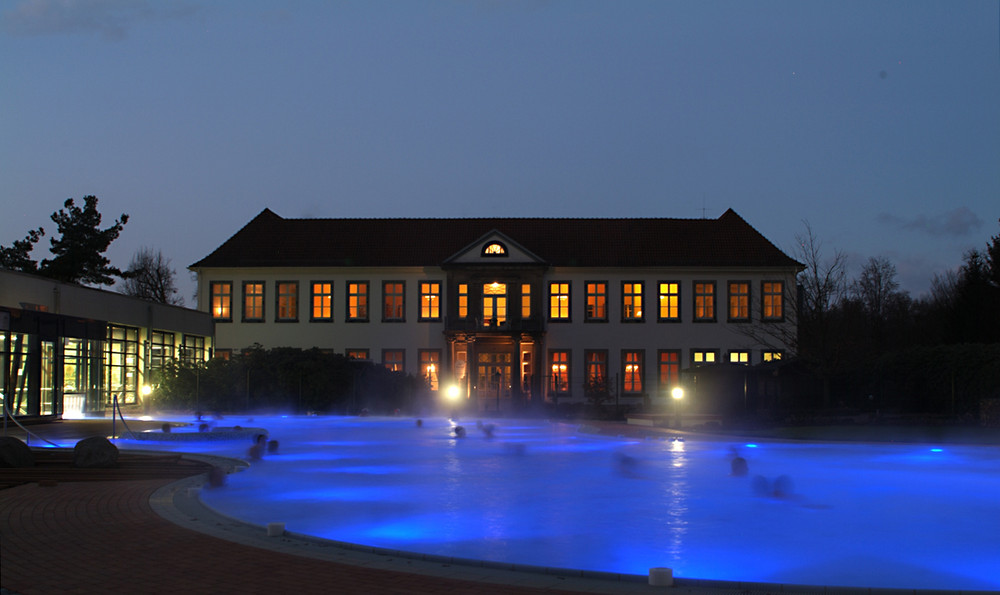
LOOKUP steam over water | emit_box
[122,416,1000,590]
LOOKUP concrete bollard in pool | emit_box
[267,522,286,537]
[648,567,673,586]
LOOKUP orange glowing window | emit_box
[728,282,749,321]
[549,282,570,320]
[694,282,715,321]
[311,282,333,321]
[419,282,441,320]
[763,281,784,320]
[622,282,643,321]
[549,350,569,393]
[210,282,232,321]
[622,350,643,393]
[347,282,369,321]
[658,282,679,321]
[586,282,607,321]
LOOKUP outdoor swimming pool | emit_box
[119,415,1000,590]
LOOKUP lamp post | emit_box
[671,386,684,428]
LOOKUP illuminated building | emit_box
[192,208,801,412]
[1,269,213,420]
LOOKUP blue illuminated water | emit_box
[119,416,1000,590]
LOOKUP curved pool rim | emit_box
[126,416,999,593]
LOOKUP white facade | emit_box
[192,212,800,412]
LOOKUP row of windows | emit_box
[548,349,784,394]
[210,279,785,324]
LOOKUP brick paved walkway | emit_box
[0,476,595,595]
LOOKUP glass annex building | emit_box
[1,269,213,420]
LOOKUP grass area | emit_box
[713,424,1000,445]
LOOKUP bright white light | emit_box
[141,385,153,396]
[671,387,684,400]
[446,384,461,401]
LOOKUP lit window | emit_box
[242,282,264,321]
[763,350,783,362]
[277,281,298,321]
[383,281,405,322]
[658,282,679,321]
[622,282,644,321]
[183,335,206,364]
[347,282,369,321]
[692,349,718,365]
[521,284,532,318]
[482,282,507,327]
[549,350,570,393]
[586,282,607,321]
[420,350,440,390]
[729,350,750,364]
[210,282,232,321]
[585,350,607,386]
[622,350,644,393]
[482,242,507,256]
[457,284,469,319]
[694,282,715,321]
[763,281,784,320]
[419,282,441,321]
[549,282,570,320]
[658,350,680,390]
[728,282,749,321]
[311,282,333,321]
[347,349,369,361]
[383,349,404,372]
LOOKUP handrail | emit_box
[1,397,62,448]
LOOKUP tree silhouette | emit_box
[120,246,184,305]
[37,196,129,285]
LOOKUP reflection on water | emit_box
[115,415,1000,591]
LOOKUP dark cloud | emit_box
[876,206,983,238]
[2,0,198,41]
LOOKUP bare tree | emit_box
[795,221,848,321]
[851,256,902,322]
[120,247,184,306]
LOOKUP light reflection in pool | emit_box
[116,415,1000,590]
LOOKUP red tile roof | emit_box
[190,208,801,269]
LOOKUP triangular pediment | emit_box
[443,230,547,266]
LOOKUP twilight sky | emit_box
[2,0,998,303]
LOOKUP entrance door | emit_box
[476,352,511,412]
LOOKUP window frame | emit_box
[728,281,750,322]
[728,350,750,365]
[621,349,645,394]
[419,349,441,391]
[242,281,265,322]
[762,350,784,362]
[621,281,644,323]
[693,281,716,322]
[382,349,405,373]
[691,349,719,366]
[657,281,680,322]
[548,350,570,394]
[521,283,532,319]
[457,284,469,319]
[346,348,370,361]
[382,281,406,323]
[585,281,608,322]
[210,281,233,322]
[276,281,299,322]
[584,349,608,388]
[419,281,442,321]
[657,349,681,393]
[310,281,334,322]
[762,281,785,321]
[347,281,369,322]
[548,282,571,321]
